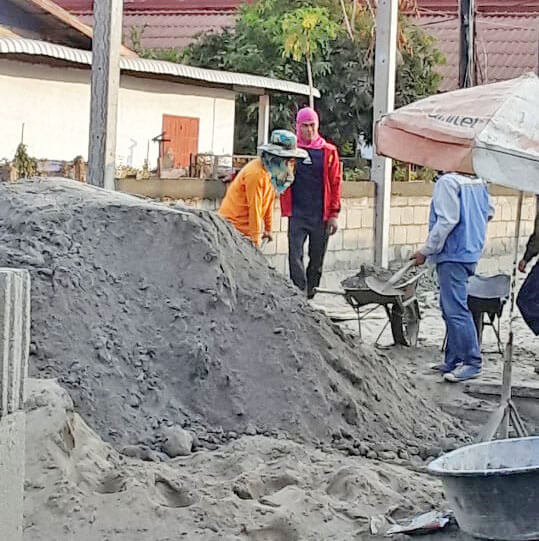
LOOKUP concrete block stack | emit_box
[0,268,30,541]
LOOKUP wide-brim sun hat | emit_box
[258,129,309,159]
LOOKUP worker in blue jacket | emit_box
[411,172,494,383]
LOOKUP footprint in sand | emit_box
[94,472,126,495]
[244,519,299,541]
[154,475,198,508]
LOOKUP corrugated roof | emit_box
[80,10,238,51]
[0,37,320,96]
[417,14,539,91]
[54,0,539,91]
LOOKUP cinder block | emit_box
[343,229,359,250]
[413,206,429,225]
[358,228,374,249]
[347,208,362,229]
[501,205,512,221]
[280,216,288,233]
[392,196,408,207]
[406,225,423,244]
[408,196,432,207]
[390,207,401,225]
[393,225,407,245]
[361,208,374,228]
[275,232,289,254]
[346,197,370,208]
[337,212,347,229]
[400,206,414,225]
[0,269,30,418]
[329,230,343,251]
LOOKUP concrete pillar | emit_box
[88,0,124,190]
[372,0,398,267]
[257,94,270,147]
[0,268,30,541]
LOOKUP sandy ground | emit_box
[10,179,536,540]
[23,267,537,541]
[317,269,539,437]
[24,378,451,541]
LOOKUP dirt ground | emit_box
[316,269,539,439]
[10,179,537,540]
[23,267,537,541]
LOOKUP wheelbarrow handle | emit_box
[388,260,416,286]
[313,287,346,296]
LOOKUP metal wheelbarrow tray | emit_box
[468,274,511,351]
[317,272,424,346]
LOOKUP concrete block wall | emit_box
[148,181,537,276]
[0,268,30,541]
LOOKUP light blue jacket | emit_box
[420,173,494,265]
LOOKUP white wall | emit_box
[0,59,236,169]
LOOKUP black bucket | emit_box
[428,437,539,540]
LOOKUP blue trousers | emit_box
[438,262,482,370]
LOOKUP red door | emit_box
[161,115,199,168]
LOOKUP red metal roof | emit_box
[55,0,539,90]
[417,13,539,91]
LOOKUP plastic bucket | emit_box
[428,437,539,540]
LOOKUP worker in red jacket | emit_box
[280,107,342,299]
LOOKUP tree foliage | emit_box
[137,0,445,155]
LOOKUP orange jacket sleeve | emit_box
[264,190,275,235]
[245,172,264,246]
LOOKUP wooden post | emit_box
[459,0,475,88]
[257,94,270,147]
[372,0,398,267]
[88,0,123,190]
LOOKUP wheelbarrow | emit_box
[315,269,425,346]
[442,273,511,354]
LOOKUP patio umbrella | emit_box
[375,72,539,440]
[375,72,539,192]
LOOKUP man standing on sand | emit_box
[280,107,342,299]
[219,130,307,248]
[517,210,539,336]
[410,172,494,383]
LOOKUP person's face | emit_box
[285,158,296,181]
[300,122,318,143]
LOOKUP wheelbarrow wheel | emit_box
[390,301,420,346]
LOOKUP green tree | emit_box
[137,0,444,155]
[281,7,338,107]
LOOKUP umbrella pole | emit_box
[479,191,527,442]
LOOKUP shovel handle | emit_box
[388,260,415,285]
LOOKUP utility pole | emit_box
[458,0,475,88]
[372,0,398,267]
[88,0,123,190]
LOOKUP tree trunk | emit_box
[306,56,314,108]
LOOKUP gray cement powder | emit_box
[0,178,462,451]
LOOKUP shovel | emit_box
[364,260,416,296]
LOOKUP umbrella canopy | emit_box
[375,73,539,194]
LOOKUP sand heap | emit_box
[0,178,461,451]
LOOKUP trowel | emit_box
[364,260,416,296]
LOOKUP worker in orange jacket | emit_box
[219,130,308,247]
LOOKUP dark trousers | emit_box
[288,216,329,298]
[517,261,539,335]
[437,261,482,370]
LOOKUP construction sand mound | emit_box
[0,178,462,451]
[24,378,450,541]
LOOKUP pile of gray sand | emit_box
[0,179,463,452]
